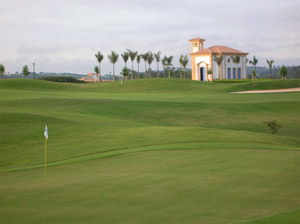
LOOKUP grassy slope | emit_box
[0,79,299,224]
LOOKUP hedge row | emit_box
[38,76,86,83]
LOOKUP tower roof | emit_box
[189,37,206,42]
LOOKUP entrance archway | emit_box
[196,61,208,81]
[200,67,206,81]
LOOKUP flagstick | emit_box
[45,137,47,177]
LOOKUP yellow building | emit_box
[189,37,248,81]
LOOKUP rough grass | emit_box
[0,79,299,224]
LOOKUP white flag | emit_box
[44,125,48,139]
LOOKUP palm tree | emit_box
[266,59,274,79]
[154,51,161,78]
[162,56,167,78]
[121,51,129,81]
[22,65,29,78]
[127,49,138,80]
[181,55,189,79]
[249,56,258,81]
[141,53,149,79]
[280,65,288,79]
[249,56,258,72]
[166,56,174,79]
[0,64,5,78]
[108,51,119,81]
[136,55,141,79]
[94,66,99,83]
[231,54,241,79]
[95,52,104,82]
[121,52,129,79]
[121,66,129,81]
[147,52,154,78]
[179,55,184,79]
[213,55,224,80]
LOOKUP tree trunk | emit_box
[113,64,115,81]
[131,61,134,80]
[138,63,140,79]
[163,67,166,78]
[144,62,147,79]
[168,69,170,79]
[99,63,102,82]
[179,66,182,79]
[184,68,186,79]
[157,62,159,79]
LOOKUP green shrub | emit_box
[264,120,282,134]
[213,79,252,83]
[38,76,86,83]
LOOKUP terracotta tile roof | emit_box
[79,73,98,82]
[190,46,248,55]
[79,73,114,82]
[189,37,206,42]
[192,45,248,55]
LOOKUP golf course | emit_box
[0,78,299,224]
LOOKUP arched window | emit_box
[238,68,241,79]
[227,68,231,79]
[233,68,236,79]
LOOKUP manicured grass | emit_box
[0,79,299,224]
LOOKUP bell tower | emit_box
[189,37,206,53]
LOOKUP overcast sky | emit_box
[1,0,300,74]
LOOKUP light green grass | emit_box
[0,79,299,224]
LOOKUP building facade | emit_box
[189,38,248,81]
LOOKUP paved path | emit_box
[231,87,300,94]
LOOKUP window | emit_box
[228,58,230,63]
[193,43,197,47]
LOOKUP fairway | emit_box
[1,79,300,224]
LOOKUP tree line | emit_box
[211,54,288,82]
[94,50,189,82]
[0,55,290,81]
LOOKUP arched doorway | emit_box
[233,68,236,79]
[200,67,206,81]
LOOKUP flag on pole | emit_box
[44,125,48,139]
[44,125,48,177]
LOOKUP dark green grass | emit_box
[0,79,299,223]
